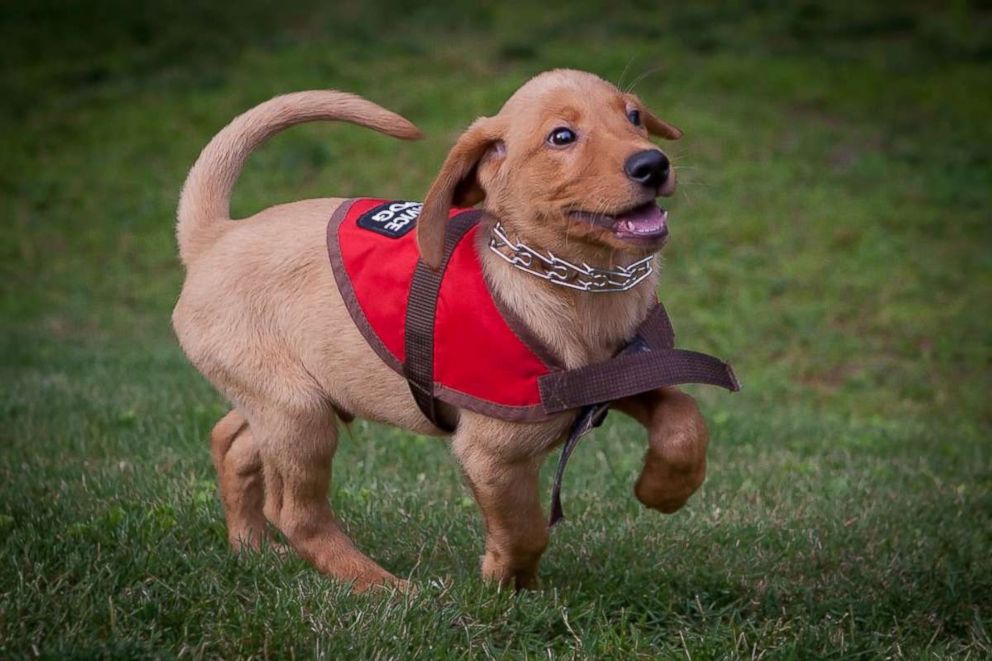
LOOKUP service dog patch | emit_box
[356,201,422,239]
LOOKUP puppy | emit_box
[173,69,713,591]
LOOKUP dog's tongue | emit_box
[613,203,668,239]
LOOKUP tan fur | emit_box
[173,71,712,592]
[612,389,710,513]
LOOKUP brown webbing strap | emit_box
[404,211,483,432]
[638,302,676,350]
[547,304,739,526]
[539,348,739,414]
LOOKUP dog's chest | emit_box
[493,278,656,369]
[326,198,561,423]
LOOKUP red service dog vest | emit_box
[326,198,739,426]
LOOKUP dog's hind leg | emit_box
[210,409,271,551]
[253,401,403,592]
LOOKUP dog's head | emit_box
[418,69,682,269]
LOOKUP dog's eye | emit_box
[547,127,576,146]
[627,109,641,126]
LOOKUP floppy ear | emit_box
[419,117,503,269]
[644,111,683,140]
[627,94,683,140]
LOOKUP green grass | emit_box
[2,1,991,657]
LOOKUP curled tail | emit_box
[176,90,422,266]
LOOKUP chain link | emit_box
[488,222,654,293]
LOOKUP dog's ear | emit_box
[644,112,683,140]
[419,117,503,270]
[626,94,683,140]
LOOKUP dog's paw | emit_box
[634,467,697,514]
[481,554,540,591]
[266,542,291,558]
[635,391,709,513]
[349,571,412,595]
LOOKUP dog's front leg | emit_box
[612,387,710,514]
[452,419,549,590]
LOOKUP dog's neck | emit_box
[487,221,655,294]
[476,218,659,369]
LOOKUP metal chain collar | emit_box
[487,221,654,293]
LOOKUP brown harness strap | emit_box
[539,348,739,414]
[539,300,737,415]
[404,211,483,432]
[546,302,740,526]
[637,301,676,350]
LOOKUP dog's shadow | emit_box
[356,505,755,614]
[541,528,758,618]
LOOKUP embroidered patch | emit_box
[356,201,422,238]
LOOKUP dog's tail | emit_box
[176,90,422,266]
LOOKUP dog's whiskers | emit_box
[624,66,665,94]
[616,56,638,92]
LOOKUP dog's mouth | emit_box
[569,202,669,245]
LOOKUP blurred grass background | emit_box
[1,1,990,657]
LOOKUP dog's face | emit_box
[419,69,683,268]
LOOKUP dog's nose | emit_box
[624,150,670,188]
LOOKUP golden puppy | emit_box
[173,69,712,591]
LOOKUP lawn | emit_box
[2,1,990,657]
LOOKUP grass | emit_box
[2,1,990,657]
